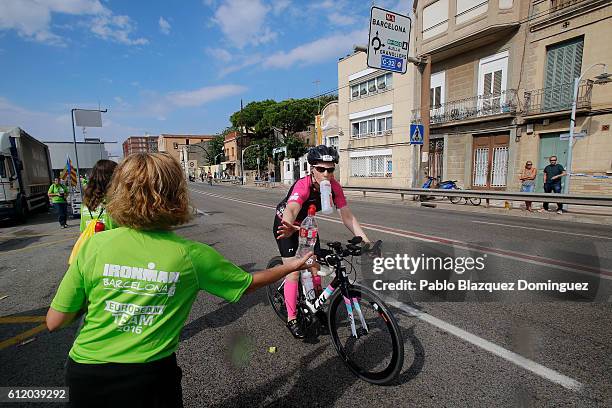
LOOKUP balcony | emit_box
[523,81,592,116]
[411,89,518,125]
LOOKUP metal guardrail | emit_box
[342,186,612,207]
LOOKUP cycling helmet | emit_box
[307,145,339,165]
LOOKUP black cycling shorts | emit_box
[272,216,321,258]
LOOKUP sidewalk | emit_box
[236,182,612,225]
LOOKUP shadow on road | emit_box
[208,324,425,407]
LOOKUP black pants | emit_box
[272,216,321,258]
[54,202,67,226]
[66,354,183,408]
[543,182,563,211]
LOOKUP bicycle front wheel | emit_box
[469,197,481,206]
[266,257,288,322]
[328,284,404,385]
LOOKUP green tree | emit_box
[283,134,307,160]
[230,100,277,137]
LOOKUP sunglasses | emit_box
[314,166,335,174]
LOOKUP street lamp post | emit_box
[564,64,611,194]
[241,144,259,185]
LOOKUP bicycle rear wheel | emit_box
[449,195,463,204]
[266,257,288,322]
[328,284,404,385]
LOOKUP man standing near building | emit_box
[540,156,567,214]
[48,177,69,228]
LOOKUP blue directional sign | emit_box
[410,124,424,145]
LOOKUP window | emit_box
[544,37,583,112]
[430,71,445,118]
[368,79,376,93]
[478,51,508,115]
[350,153,393,177]
[351,112,392,138]
[368,119,375,134]
[0,156,5,178]
[423,0,449,39]
[327,136,339,148]
[186,139,190,145]
[350,73,393,100]
[377,119,385,134]
[173,142,178,149]
[303,161,308,171]
[456,0,488,25]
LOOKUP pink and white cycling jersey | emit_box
[275,175,347,225]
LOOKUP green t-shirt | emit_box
[80,204,116,232]
[51,227,253,364]
[48,184,68,203]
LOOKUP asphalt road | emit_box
[0,182,611,407]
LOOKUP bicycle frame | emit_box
[299,264,369,339]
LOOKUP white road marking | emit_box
[190,187,586,392]
[387,300,583,391]
[473,220,612,240]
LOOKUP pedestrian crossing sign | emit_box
[410,124,424,145]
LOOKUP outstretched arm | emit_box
[246,251,314,293]
[339,206,370,243]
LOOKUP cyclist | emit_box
[207,171,213,186]
[46,153,313,407]
[274,145,370,339]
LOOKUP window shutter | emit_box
[484,73,492,95]
[493,70,502,95]
[544,37,584,111]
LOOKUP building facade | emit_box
[520,0,612,194]
[338,51,417,188]
[122,135,159,157]
[412,0,612,194]
[157,134,214,164]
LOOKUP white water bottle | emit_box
[301,270,315,301]
[296,204,318,300]
[319,180,333,214]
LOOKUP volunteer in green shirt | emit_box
[48,177,68,228]
[80,160,117,232]
[47,153,314,408]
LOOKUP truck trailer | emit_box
[0,127,53,222]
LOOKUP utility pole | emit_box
[419,55,432,185]
[313,79,321,113]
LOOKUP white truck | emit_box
[0,127,53,222]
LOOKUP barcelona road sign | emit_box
[367,7,412,74]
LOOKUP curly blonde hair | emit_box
[106,153,192,230]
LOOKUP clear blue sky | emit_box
[0,0,411,157]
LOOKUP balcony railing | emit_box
[411,89,518,125]
[523,81,592,115]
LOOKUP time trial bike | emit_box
[266,238,404,385]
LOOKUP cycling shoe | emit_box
[287,319,305,339]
